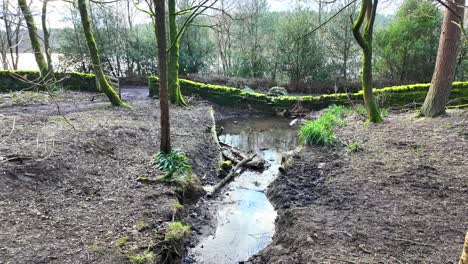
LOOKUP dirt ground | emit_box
[2,88,467,264]
[250,109,468,264]
[0,88,219,264]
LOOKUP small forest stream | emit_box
[188,117,298,263]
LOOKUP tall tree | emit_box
[154,0,171,153]
[42,0,54,77]
[352,0,382,123]
[77,0,126,106]
[420,0,465,117]
[168,0,186,106]
[18,0,49,79]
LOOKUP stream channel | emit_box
[188,117,298,263]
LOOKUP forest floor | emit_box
[0,88,219,264]
[1,88,467,264]
[250,109,468,264]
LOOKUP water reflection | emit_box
[189,117,297,264]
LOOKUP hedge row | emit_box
[148,76,468,112]
[0,70,98,92]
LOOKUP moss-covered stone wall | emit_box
[0,70,99,92]
[148,76,468,112]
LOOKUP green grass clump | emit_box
[152,150,192,180]
[164,222,191,242]
[347,142,363,153]
[299,105,349,146]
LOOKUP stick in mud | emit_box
[207,154,255,197]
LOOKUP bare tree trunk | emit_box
[78,0,126,106]
[352,0,382,123]
[154,0,172,153]
[41,0,54,77]
[18,0,49,79]
[420,0,465,117]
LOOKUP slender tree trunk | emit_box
[154,0,172,153]
[18,0,49,79]
[41,0,54,78]
[77,0,125,106]
[168,0,186,106]
[3,0,15,70]
[420,0,465,117]
[352,0,382,123]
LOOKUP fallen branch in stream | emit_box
[207,154,255,197]
[220,141,266,170]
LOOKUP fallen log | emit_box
[220,142,266,169]
[207,154,255,197]
[209,107,221,148]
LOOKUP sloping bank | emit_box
[149,76,468,112]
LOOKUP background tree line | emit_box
[48,0,466,92]
[0,0,466,93]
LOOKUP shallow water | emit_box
[188,117,298,264]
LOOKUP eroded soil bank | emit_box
[250,110,468,264]
[0,89,219,263]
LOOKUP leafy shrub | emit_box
[152,150,192,180]
[299,105,349,146]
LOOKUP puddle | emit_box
[188,117,298,263]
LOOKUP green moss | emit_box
[148,76,468,112]
[448,103,468,109]
[164,222,190,242]
[136,176,161,183]
[220,160,232,170]
[128,250,156,264]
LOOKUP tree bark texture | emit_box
[420,0,465,117]
[154,0,172,153]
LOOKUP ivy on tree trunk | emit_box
[352,0,382,123]
[420,0,465,117]
[154,0,172,153]
[168,0,187,106]
[77,0,126,107]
